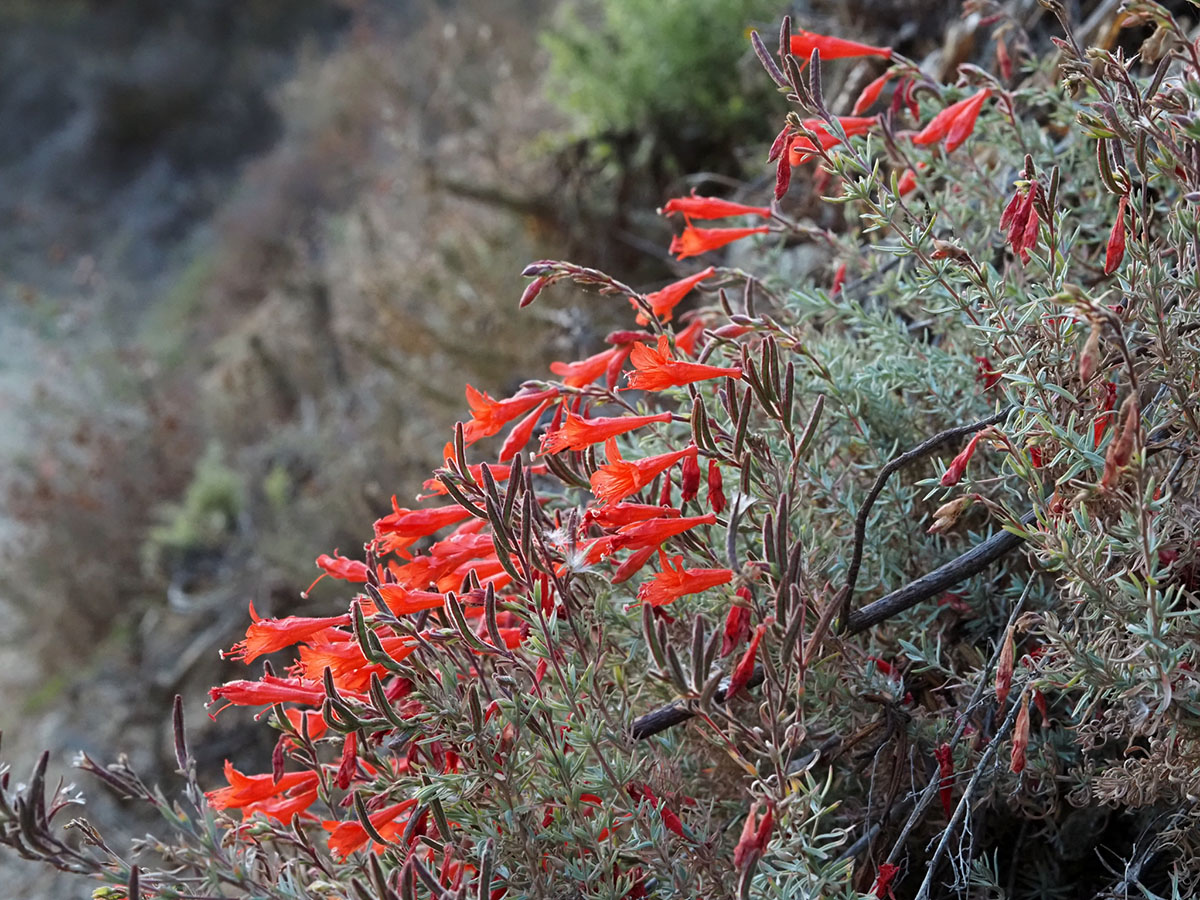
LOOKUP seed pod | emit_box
[1011,697,1031,773]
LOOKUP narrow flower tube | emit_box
[853,70,894,115]
[940,432,984,486]
[1104,195,1128,275]
[726,622,765,699]
[634,266,718,324]
[912,88,991,148]
[550,346,630,388]
[222,604,351,664]
[541,411,673,454]
[462,386,559,444]
[625,335,742,391]
[590,441,699,506]
[636,549,733,606]
[934,743,954,817]
[660,194,772,220]
[669,224,770,260]
[789,30,892,61]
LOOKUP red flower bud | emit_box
[727,623,765,700]
[940,432,984,486]
[680,453,701,502]
[934,743,954,817]
[1104,195,1128,275]
[707,459,726,513]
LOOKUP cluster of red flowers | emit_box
[199,17,1043,895]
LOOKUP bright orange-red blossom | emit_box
[853,71,894,115]
[222,602,350,664]
[661,194,771,220]
[208,674,364,716]
[669,224,770,260]
[674,317,709,357]
[625,335,742,391]
[324,798,419,859]
[376,584,450,615]
[602,513,718,559]
[207,761,319,814]
[911,88,991,152]
[727,622,765,699]
[634,266,717,324]
[374,502,476,556]
[542,411,673,454]
[590,440,699,506]
[583,502,681,530]
[940,432,984,486]
[550,345,632,388]
[461,385,558,444]
[788,116,878,166]
[637,549,733,606]
[789,30,892,61]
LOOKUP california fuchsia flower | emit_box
[636,549,733,606]
[542,410,673,454]
[999,182,1042,263]
[222,603,350,663]
[590,441,699,506]
[707,458,726,513]
[625,335,742,391]
[1104,195,1128,275]
[789,30,892,61]
[853,70,894,115]
[727,622,765,700]
[934,743,954,816]
[669,224,770,260]
[633,266,717,324]
[787,116,878,166]
[324,798,419,859]
[872,863,901,899]
[679,452,701,501]
[911,88,991,151]
[732,799,773,869]
[660,193,771,220]
[940,432,984,486]
[551,344,633,389]
[461,385,559,444]
[207,762,320,823]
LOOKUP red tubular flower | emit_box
[872,862,901,899]
[636,549,733,607]
[499,397,554,462]
[1104,195,1129,275]
[853,70,894,115]
[375,502,475,540]
[940,431,984,486]
[625,335,742,391]
[679,453,701,502]
[208,674,344,717]
[633,266,718,324]
[934,743,954,817]
[422,462,545,499]
[659,805,686,838]
[732,800,774,870]
[911,88,991,149]
[1000,183,1042,263]
[788,116,878,166]
[584,502,681,530]
[222,603,350,664]
[943,88,991,152]
[674,317,709,357]
[207,761,320,812]
[541,411,673,454]
[590,441,700,506]
[1011,699,1031,773]
[707,459,726,514]
[324,798,419,859]
[335,732,358,790]
[721,589,753,657]
[315,552,369,583]
[612,545,659,584]
[726,622,765,699]
[550,345,632,388]
[660,193,771,220]
[376,584,449,615]
[461,386,559,444]
[604,513,717,559]
[669,224,770,260]
[789,30,892,61]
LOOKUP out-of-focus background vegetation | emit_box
[0,0,955,894]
